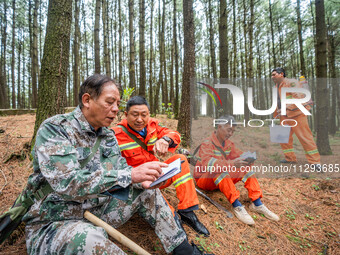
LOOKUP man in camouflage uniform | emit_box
[24,74,210,255]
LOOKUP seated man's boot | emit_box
[177,210,210,236]
[280,159,297,164]
[173,240,214,255]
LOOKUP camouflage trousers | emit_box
[25,188,186,254]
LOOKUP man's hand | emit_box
[131,161,168,184]
[153,139,170,156]
[233,157,249,168]
[140,180,166,189]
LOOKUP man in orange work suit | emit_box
[112,96,210,236]
[271,67,321,171]
[195,115,279,225]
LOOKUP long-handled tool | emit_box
[195,188,233,218]
[84,210,151,255]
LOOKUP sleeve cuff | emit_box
[116,166,133,188]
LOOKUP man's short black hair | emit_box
[78,74,120,109]
[272,67,286,77]
[126,96,150,112]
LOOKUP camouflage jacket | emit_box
[23,107,133,224]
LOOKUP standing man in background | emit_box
[271,67,321,171]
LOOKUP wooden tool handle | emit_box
[84,210,151,255]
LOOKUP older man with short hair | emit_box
[24,74,210,255]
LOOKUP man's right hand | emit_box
[131,161,168,184]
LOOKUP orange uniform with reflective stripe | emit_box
[195,132,262,204]
[112,118,199,211]
[275,78,320,164]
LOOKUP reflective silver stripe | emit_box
[119,142,140,151]
[173,173,192,188]
[214,172,230,186]
[241,171,255,183]
[208,158,217,168]
[283,148,294,153]
[305,149,319,155]
[147,137,158,146]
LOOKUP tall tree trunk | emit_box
[139,0,146,96]
[173,0,179,118]
[11,0,16,109]
[32,0,73,144]
[219,0,228,79]
[149,0,154,113]
[0,0,8,109]
[82,0,88,77]
[296,0,306,76]
[128,0,136,88]
[73,0,80,106]
[178,0,195,146]
[17,41,21,108]
[118,0,122,84]
[102,0,111,77]
[111,1,116,78]
[269,0,276,67]
[31,0,39,108]
[207,0,217,78]
[94,0,101,73]
[22,41,26,108]
[232,0,236,78]
[327,22,337,135]
[161,0,168,105]
[242,0,248,77]
[315,0,331,155]
[154,0,162,113]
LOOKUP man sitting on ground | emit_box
[195,115,280,225]
[24,74,210,255]
[113,96,210,236]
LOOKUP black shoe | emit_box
[192,242,214,255]
[280,159,297,164]
[178,210,210,237]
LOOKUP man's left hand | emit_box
[153,139,169,155]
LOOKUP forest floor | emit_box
[0,113,339,255]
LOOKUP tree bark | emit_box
[17,41,21,108]
[82,0,89,77]
[178,0,195,146]
[73,0,80,106]
[296,0,306,76]
[207,0,217,78]
[269,0,276,67]
[219,0,228,79]
[161,0,168,105]
[102,0,111,77]
[232,0,236,78]
[327,20,338,135]
[32,0,73,144]
[315,0,331,155]
[11,0,16,109]
[0,0,8,109]
[129,0,136,89]
[148,0,154,113]
[118,0,122,84]
[31,0,39,108]
[139,0,146,96]
[94,0,101,74]
[173,0,179,118]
